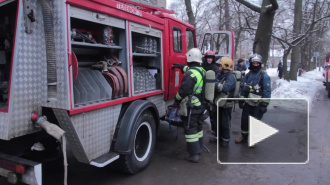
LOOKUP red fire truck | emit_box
[0,0,234,184]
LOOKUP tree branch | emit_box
[271,33,291,47]
[291,14,329,45]
[265,0,279,13]
[269,0,279,10]
[292,29,320,47]
[235,0,261,13]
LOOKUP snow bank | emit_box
[271,69,324,111]
[266,68,278,78]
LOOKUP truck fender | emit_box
[113,100,159,154]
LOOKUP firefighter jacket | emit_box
[216,71,236,97]
[214,71,236,107]
[234,64,247,72]
[240,70,271,105]
[175,67,206,107]
[202,62,219,75]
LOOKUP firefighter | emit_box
[278,61,283,79]
[236,53,271,146]
[200,50,219,136]
[173,48,206,163]
[234,58,247,77]
[211,57,236,147]
[203,50,219,74]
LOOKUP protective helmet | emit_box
[249,53,262,64]
[220,57,233,70]
[204,50,216,60]
[186,48,203,64]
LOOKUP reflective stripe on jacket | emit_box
[175,66,205,106]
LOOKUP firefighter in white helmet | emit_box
[173,48,206,163]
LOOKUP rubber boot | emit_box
[235,136,247,144]
[185,153,199,163]
[186,141,200,159]
[220,140,229,148]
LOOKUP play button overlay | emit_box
[217,98,309,164]
[249,116,279,147]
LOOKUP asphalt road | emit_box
[1,87,329,185]
[219,99,308,163]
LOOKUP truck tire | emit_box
[328,90,330,98]
[117,110,156,174]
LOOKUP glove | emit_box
[240,84,250,97]
[259,102,268,114]
[172,63,186,73]
[239,101,245,109]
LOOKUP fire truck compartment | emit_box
[0,0,17,110]
[69,6,163,108]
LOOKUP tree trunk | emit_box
[224,0,230,30]
[235,29,242,59]
[218,0,223,30]
[283,47,291,81]
[253,0,277,69]
[184,0,196,26]
[300,41,308,72]
[289,0,303,80]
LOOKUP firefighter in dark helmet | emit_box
[203,50,219,74]
[236,53,271,147]
[201,51,220,139]
[173,48,206,163]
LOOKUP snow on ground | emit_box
[266,68,278,78]
[268,68,324,111]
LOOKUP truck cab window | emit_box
[173,27,182,52]
[201,33,211,54]
[186,30,195,51]
[213,33,229,55]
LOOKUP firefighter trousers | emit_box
[218,107,232,141]
[181,105,205,155]
[241,103,265,138]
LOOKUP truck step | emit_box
[90,152,120,168]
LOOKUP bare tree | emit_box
[169,0,188,22]
[184,0,196,26]
[224,0,231,30]
[272,0,330,80]
[236,0,279,68]
[231,0,259,58]
[289,0,303,80]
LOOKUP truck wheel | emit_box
[328,90,330,98]
[117,110,156,174]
